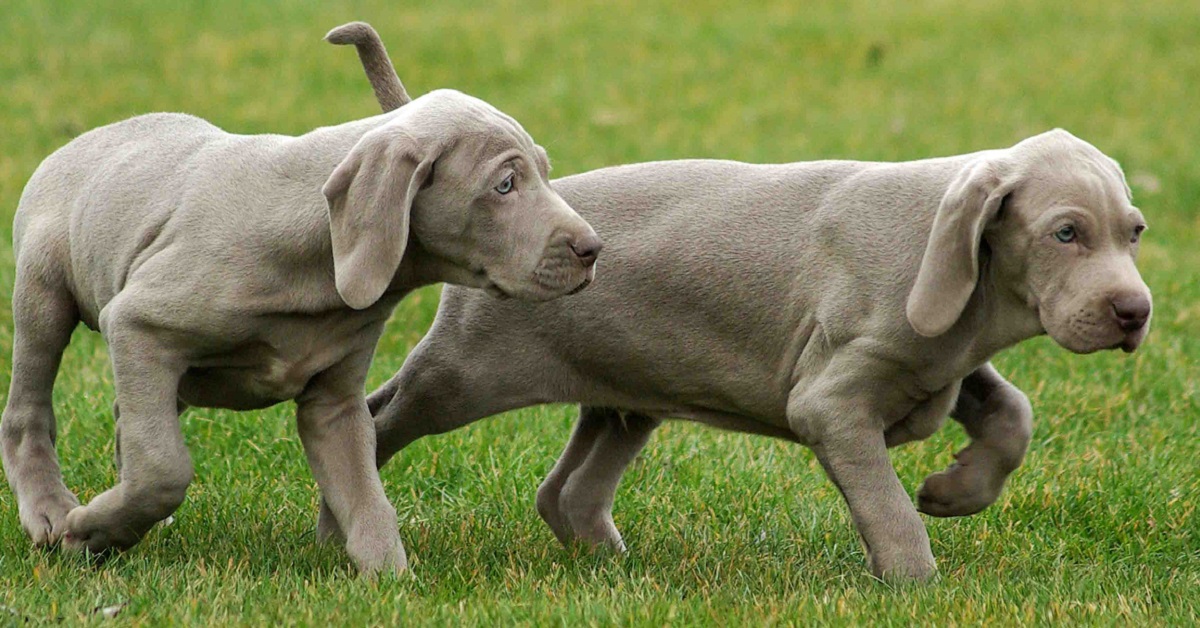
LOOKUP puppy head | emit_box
[907,129,1151,353]
[322,89,600,309]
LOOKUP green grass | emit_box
[1,0,1197,624]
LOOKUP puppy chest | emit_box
[884,380,961,438]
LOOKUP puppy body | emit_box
[338,23,1147,580]
[21,112,396,406]
[2,83,599,575]
[353,133,1151,580]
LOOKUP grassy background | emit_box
[1,0,1197,624]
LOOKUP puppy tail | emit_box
[325,21,412,112]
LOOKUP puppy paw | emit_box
[917,455,1004,517]
[555,482,626,552]
[347,533,408,578]
[60,505,142,556]
[536,480,575,546]
[563,505,626,553]
[868,550,938,582]
[17,488,79,547]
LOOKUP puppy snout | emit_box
[569,233,603,268]
[1111,293,1150,332]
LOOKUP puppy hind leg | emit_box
[536,405,612,545]
[555,411,659,552]
[1,272,80,546]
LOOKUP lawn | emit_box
[0,0,1197,624]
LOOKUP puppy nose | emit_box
[1111,294,1150,332]
[569,234,603,268]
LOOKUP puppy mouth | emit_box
[530,254,594,297]
[485,281,511,300]
[566,276,592,295]
[1117,331,1145,353]
[1089,330,1143,354]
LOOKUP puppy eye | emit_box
[495,174,514,195]
[1054,225,1077,243]
[1132,224,1146,243]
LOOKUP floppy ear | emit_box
[323,128,434,309]
[906,158,1014,337]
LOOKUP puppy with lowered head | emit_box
[331,24,1151,581]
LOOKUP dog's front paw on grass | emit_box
[867,549,938,583]
[17,488,79,547]
[346,531,408,579]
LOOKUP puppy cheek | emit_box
[1042,307,1093,353]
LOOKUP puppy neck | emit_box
[961,257,1045,360]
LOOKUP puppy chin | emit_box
[1049,330,1110,355]
[1053,329,1145,355]
[566,277,591,295]
[498,265,594,301]
[491,279,568,302]
[514,280,590,301]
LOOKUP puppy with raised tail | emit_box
[0,22,600,576]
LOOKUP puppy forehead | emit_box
[1014,135,1133,220]
[421,89,537,155]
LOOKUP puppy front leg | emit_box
[790,371,936,581]
[298,357,404,577]
[318,340,523,545]
[536,406,610,546]
[918,362,1033,517]
[812,431,936,581]
[63,321,191,554]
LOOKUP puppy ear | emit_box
[906,158,1014,337]
[323,127,434,309]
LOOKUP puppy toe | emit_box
[23,514,53,547]
[19,490,80,547]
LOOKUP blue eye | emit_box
[495,174,514,195]
[1054,225,1076,243]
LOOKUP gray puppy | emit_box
[0,23,600,576]
[329,25,1151,580]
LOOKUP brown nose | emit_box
[1111,294,1150,332]
[570,234,603,268]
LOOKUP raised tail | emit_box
[325,21,411,112]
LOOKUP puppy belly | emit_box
[178,365,307,411]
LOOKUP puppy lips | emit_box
[567,276,592,295]
[529,253,589,293]
[1119,329,1146,353]
[485,282,511,299]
